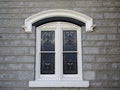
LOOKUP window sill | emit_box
[29,80,89,87]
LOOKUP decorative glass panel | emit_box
[41,31,55,51]
[63,53,77,74]
[41,53,55,74]
[63,31,77,51]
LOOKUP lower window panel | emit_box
[41,53,55,74]
[63,53,78,74]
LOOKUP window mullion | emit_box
[55,22,62,80]
[36,29,41,80]
[77,28,83,80]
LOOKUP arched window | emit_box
[23,9,95,87]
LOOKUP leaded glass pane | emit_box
[41,53,55,74]
[41,31,55,51]
[63,53,77,74]
[63,31,77,51]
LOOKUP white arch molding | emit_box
[23,9,95,32]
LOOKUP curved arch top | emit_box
[23,9,95,32]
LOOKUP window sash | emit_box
[36,22,83,80]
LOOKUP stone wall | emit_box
[0,0,120,90]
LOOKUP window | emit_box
[37,22,82,79]
[29,22,89,87]
[23,9,95,87]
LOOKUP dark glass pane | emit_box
[63,53,77,74]
[41,31,55,51]
[41,53,55,74]
[63,31,77,51]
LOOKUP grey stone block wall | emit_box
[0,0,120,90]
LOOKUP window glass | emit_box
[41,31,55,51]
[63,53,77,74]
[63,31,77,51]
[40,31,55,74]
[41,53,55,74]
[63,30,77,74]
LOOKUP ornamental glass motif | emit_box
[40,31,55,74]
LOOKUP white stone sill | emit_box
[29,80,89,87]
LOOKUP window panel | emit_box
[41,53,55,74]
[63,31,77,51]
[40,31,55,74]
[63,53,77,74]
[41,31,55,51]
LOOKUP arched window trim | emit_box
[23,9,95,32]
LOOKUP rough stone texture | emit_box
[0,0,120,90]
[83,71,95,80]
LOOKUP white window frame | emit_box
[29,22,89,87]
